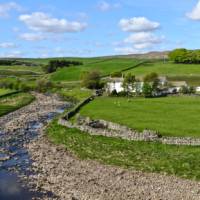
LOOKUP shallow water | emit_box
[0,106,67,199]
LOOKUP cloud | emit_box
[19,12,87,33]
[0,2,22,17]
[124,32,164,49]
[187,0,200,20]
[19,33,47,41]
[0,42,17,48]
[119,17,160,32]
[97,1,121,12]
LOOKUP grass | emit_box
[59,87,93,102]
[79,96,200,138]
[51,58,140,82]
[47,121,200,181]
[126,61,200,77]
[0,93,35,116]
[0,65,42,73]
[0,69,41,76]
[0,88,15,96]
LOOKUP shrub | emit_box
[81,70,104,90]
[180,86,196,94]
[109,89,118,96]
[143,72,158,82]
[111,71,122,78]
[142,82,153,98]
[36,79,54,93]
[43,60,83,73]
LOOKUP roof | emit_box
[170,81,187,87]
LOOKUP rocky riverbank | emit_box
[1,92,200,200]
[0,92,68,200]
[27,130,200,199]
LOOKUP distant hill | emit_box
[117,51,170,60]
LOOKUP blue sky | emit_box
[0,0,200,58]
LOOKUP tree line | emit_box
[43,60,83,73]
[169,48,200,64]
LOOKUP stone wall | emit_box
[59,116,200,146]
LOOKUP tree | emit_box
[143,72,159,92]
[42,60,83,73]
[169,48,200,64]
[142,82,153,98]
[143,72,158,82]
[81,70,103,89]
[122,73,136,95]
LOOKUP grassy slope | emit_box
[79,96,200,137]
[0,93,35,116]
[0,89,15,96]
[0,65,42,73]
[59,87,93,102]
[127,61,200,78]
[51,58,140,82]
[47,121,200,181]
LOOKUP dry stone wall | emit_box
[59,115,200,146]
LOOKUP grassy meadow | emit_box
[79,96,200,138]
[0,93,35,116]
[0,88,15,96]
[47,121,200,181]
[51,58,141,82]
[126,61,200,78]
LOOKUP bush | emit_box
[43,60,83,73]
[180,86,196,94]
[143,72,158,82]
[111,71,122,78]
[169,48,200,64]
[81,70,104,90]
[36,79,54,93]
[109,89,118,96]
[142,82,153,98]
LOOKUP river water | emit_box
[0,107,66,200]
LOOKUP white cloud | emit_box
[187,1,200,20]
[0,2,22,17]
[119,17,160,32]
[19,12,87,33]
[97,1,121,12]
[19,33,47,41]
[0,42,17,48]
[124,32,164,45]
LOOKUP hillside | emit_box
[118,51,170,60]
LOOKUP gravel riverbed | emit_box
[28,134,200,200]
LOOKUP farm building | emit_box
[106,77,189,94]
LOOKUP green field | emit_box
[127,61,200,77]
[59,87,93,102]
[47,121,200,181]
[51,58,140,82]
[0,89,15,96]
[0,93,35,116]
[0,65,42,73]
[79,96,200,137]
